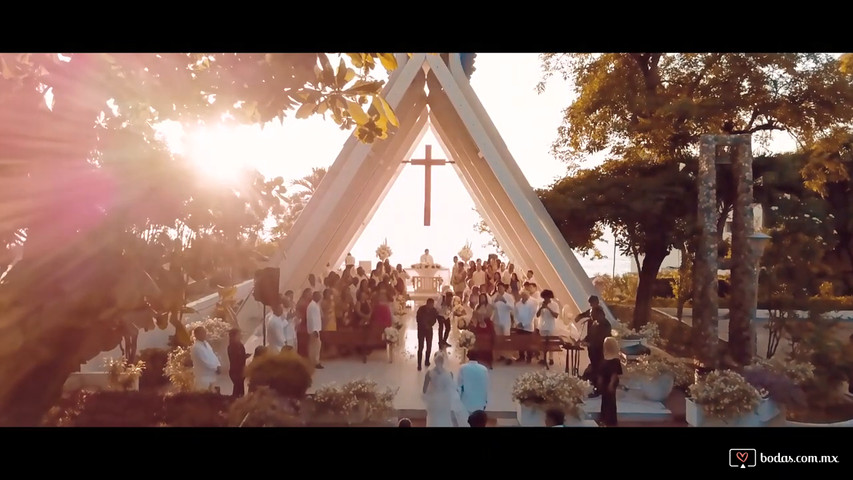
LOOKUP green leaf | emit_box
[346,100,369,125]
[295,101,316,119]
[378,53,398,71]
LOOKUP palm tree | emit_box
[289,167,327,200]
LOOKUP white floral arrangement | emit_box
[458,330,476,350]
[610,320,659,346]
[393,294,408,316]
[687,370,762,420]
[164,347,194,392]
[311,382,361,417]
[376,238,392,261]
[458,241,473,262]
[624,354,694,387]
[382,327,399,345]
[411,263,442,269]
[746,357,815,386]
[452,299,469,329]
[511,371,592,420]
[184,317,232,349]
[103,357,146,391]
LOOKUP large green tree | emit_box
[0,53,398,425]
[539,53,853,331]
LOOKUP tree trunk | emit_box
[632,243,668,331]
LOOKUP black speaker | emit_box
[253,267,280,307]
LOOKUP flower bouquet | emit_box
[376,238,392,261]
[104,357,146,391]
[411,263,442,269]
[458,330,476,359]
[452,301,469,330]
[687,370,762,422]
[458,241,473,262]
[512,371,592,420]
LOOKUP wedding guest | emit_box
[576,295,611,397]
[458,350,489,415]
[416,298,438,371]
[372,288,393,329]
[509,272,520,299]
[420,249,435,265]
[600,337,623,427]
[513,291,537,363]
[308,274,321,294]
[467,410,488,427]
[437,291,454,348]
[468,286,480,309]
[472,294,494,333]
[345,252,356,268]
[283,296,298,351]
[472,265,486,290]
[265,302,287,354]
[396,264,410,281]
[525,269,536,285]
[398,418,413,427]
[536,289,560,366]
[356,266,369,284]
[320,288,337,331]
[227,328,250,398]
[191,326,221,392]
[452,262,467,298]
[492,283,515,363]
[502,264,514,286]
[383,258,392,274]
[307,291,324,369]
[545,408,566,427]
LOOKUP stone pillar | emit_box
[728,137,755,364]
[694,136,719,369]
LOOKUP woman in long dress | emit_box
[422,352,469,427]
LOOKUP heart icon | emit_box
[736,452,749,463]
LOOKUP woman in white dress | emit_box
[422,352,469,427]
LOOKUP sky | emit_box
[159,53,797,278]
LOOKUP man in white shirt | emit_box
[458,350,490,415]
[282,295,298,350]
[420,248,435,265]
[190,326,221,392]
[525,269,536,285]
[265,302,287,354]
[345,252,356,268]
[472,266,486,289]
[307,291,324,369]
[491,283,515,362]
[514,291,537,364]
[502,263,515,286]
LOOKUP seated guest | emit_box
[398,418,412,427]
[468,409,488,427]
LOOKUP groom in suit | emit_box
[458,350,489,415]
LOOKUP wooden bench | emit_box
[477,331,565,370]
[297,328,386,363]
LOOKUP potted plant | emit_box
[246,349,313,399]
[624,355,691,402]
[511,371,592,426]
[686,370,762,426]
[304,379,397,425]
[742,357,815,423]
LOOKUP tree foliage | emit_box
[0,53,398,425]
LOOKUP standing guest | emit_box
[467,410,488,427]
[599,337,623,427]
[416,298,439,371]
[191,326,221,392]
[513,291,537,364]
[307,291,324,369]
[509,272,520,299]
[265,302,287,354]
[525,269,536,285]
[398,418,413,427]
[576,295,611,397]
[502,264,515,286]
[491,283,515,363]
[545,408,566,427]
[536,289,560,366]
[356,266,369,285]
[307,274,321,295]
[346,252,356,268]
[472,265,486,290]
[458,351,490,415]
[282,296,298,351]
[452,262,467,299]
[320,288,337,331]
[372,288,393,329]
[471,294,494,332]
[227,328,251,397]
[437,291,454,348]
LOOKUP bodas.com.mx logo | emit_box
[730,449,758,468]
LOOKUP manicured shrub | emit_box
[246,349,313,398]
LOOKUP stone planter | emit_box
[685,398,762,427]
[516,402,585,427]
[638,373,674,402]
[619,335,644,348]
[755,397,786,423]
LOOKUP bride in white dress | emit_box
[422,351,469,427]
